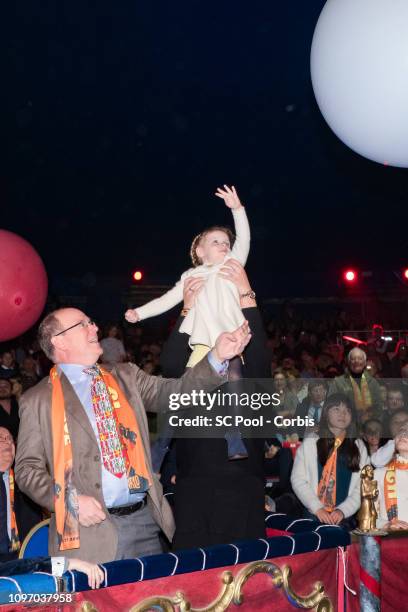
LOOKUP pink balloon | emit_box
[0,230,48,342]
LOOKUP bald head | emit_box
[39,308,101,366]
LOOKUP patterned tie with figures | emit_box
[83,366,126,478]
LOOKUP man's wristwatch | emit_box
[240,289,256,300]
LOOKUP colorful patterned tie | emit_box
[83,366,126,478]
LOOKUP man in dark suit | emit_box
[295,380,328,436]
[159,260,269,549]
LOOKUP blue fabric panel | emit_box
[0,573,57,603]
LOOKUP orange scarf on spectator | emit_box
[349,374,372,411]
[9,470,20,552]
[317,437,345,512]
[50,366,152,551]
[384,457,408,521]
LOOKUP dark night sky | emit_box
[4,1,408,299]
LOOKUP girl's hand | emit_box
[215,185,243,209]
[315,508,333,524]
[125,309,140,323]
[330,509,344,525]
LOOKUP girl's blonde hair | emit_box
[190,226,235,267]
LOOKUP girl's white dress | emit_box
[136,207,250,348]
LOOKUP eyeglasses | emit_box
[53,319,96,337]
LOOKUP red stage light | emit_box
[344,270,357,282]
[133,270,143,281]
[342,335,367,346]
[403,268,408,280]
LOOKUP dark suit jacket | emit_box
[0,478,42,562]
[160,307,269,548]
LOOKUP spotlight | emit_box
[344,269,357,283]
[133,270,143,281]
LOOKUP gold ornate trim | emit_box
[89,559,334,612]
[79,603,99,612]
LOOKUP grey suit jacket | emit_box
[15,358,225,563]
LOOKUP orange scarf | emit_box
[8,470,20,552]
[317,437,345,512]
[349,374,372,411]
[50,366,152,551]
[384,457,408,521]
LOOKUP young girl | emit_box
[126,185,251,460]
[291,393,368,526]
[361,417,387,458]
[125,185,250,367]
[374,427,408,529]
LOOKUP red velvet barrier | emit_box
[71,548,338,612]
[346,536,408,612]
[0,549,339,611]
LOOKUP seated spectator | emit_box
[281,357,296,373]
[374,428,408,530]
[100,324,126,364]
[9,378,23,402]
[19,356,40,392]
[361,418,387,458]
[0,427,41,560]
[295,380,328,435]
[291,393,368,527]
[371,409,408,467]
[328,347,382,422]
[365,359,379,378]
[323,364,344,379]
[387,340,408,378]
[378,381,388,413]
[316,354,334,375]
[0,380,20,441]
[264,439,300,515]
[0,351,19,381]
[273,370,299,418]
[325,343,344,368]
[401,363,408,380]
[299,351,318,378]
[385,385,406,418]
[286,369,306,402]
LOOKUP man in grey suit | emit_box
[15,308,250,563]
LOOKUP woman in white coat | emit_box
[291,393,368,526]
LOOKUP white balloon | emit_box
[311,0,408,167]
